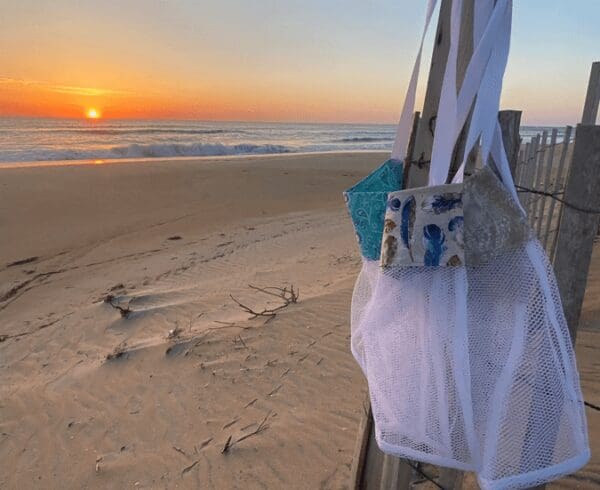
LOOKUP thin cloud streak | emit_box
[0,77,129,97]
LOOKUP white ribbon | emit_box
[451,0,522,211]
[451,0,511,180]
[391,0,438,161]
[429,0,512,187]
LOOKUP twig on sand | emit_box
[197,437,213,451]
[268,384,283,396]
[172,445,187,456]
[210,322,251,331]
[181,460,199,475]
[222,410,273,454]
[221,435,233,454]
[223,417,239,429]
[7,256,38,268]
[104,294,132,318]
[297,353,309,363]
[244,398,258,409]
[230,284,299,321]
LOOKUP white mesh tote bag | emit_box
[345,1,590,489]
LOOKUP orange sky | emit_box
[1,1,598,124]
[0,72,402,122]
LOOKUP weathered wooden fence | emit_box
[514,126,574,260]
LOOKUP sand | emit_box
[0,152,598,489]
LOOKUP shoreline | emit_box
[0,149,389,170]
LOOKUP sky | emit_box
[0,0,598,125]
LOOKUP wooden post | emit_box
[552,124,600,343]
[407,0,453,188]
[349,397,375,488]
[403,112,421,184]
[581,62,600,125]
[448,0,475,180]
[498,110,522,177]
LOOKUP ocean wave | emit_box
[335,137,394,143]
[0,142,294,163]
[0,128,235,136]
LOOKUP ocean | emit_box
[0,118,567,164]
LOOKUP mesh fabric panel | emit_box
[350,239,589,489]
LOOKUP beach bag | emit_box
[345,1,589,489]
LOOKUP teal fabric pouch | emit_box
[343,159,404,260]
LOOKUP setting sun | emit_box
[86,108,100,119]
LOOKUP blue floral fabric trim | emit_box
[344,159,404,260]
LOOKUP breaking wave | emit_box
[335,137,394,143]
[0,128,237,136]
[0,142,294,163]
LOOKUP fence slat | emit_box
[531,131,548,230]
[517,142,530,193]
[524,135,540,219]
[546,126,573,258]
[536,128,558,237]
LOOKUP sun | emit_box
[86,108,101,119]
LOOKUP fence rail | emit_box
[514,126,575,262]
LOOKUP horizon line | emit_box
[0,114,572,128]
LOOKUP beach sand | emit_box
[0,153,598,489]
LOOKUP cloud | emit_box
[0,77,129,96]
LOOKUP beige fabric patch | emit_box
[381,166,532,267]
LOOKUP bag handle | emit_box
[428,0,512,187]
[390,0,438,161]
[450,0,522,210]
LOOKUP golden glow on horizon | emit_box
[86,108,100,119]
[0,69,583,125]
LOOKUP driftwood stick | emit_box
[104,294,132,318]
[221,411,273,454]
[230,284,298,320]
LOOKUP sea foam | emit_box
[0,142,293,163]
